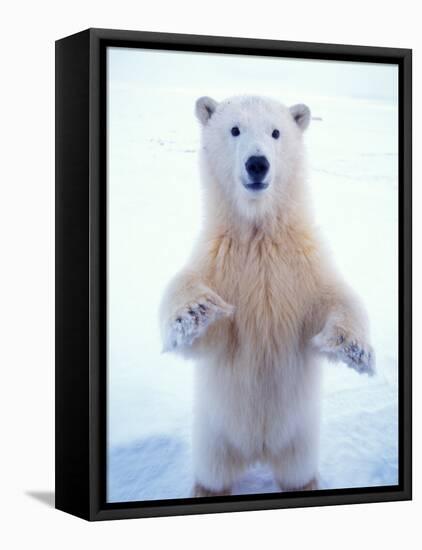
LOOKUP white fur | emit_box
[160,95,374,494]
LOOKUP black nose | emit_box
[245,156,270,181]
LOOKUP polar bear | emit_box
[160,95,374,497]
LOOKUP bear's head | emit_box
[195,95,311,223]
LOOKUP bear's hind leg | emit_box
[192,430,247,498]
[269,429,320,493]
[192,483,232,497]
[278,475,320,492]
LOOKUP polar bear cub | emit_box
[160,95,374,497]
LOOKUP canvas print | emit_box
[106,47,398,503]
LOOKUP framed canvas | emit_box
[55,28,412,521]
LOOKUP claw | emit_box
[164,295,234,351]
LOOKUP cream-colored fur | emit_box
[160,95,374,495]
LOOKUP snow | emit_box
[106,48,399,502]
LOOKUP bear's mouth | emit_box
[243,181,269,192]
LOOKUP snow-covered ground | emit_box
[106,48,398,502]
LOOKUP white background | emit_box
[0,1,418,548]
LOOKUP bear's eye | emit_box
[272,129,280,139]
[231,126,240,137]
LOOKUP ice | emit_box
[107,49,398,502]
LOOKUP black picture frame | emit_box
[55,28,412,521]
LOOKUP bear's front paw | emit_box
[312,326,375,376]
[163,293,235,352]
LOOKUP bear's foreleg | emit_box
[160,272,234,353]
[311,290,375,376]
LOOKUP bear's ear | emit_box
[289,104,311,131]
[195,96,219,125]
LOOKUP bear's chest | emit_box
[208,234,317,355]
